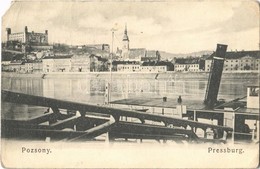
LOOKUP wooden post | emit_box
[257,121,259,141]
[232,112,235,143]
[194,110,196,122]
[204,128,207,138]
[252,129,255,140]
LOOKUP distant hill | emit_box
[159,50,213,60]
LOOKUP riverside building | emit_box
[205,50,260,72]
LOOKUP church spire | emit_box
[124,24,127,35]
[122,23,129,41]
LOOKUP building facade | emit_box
[42,55,72,72]
[89,55,108,72]
[174,58,201,72]
[140,65,167,72]
[205,50,260,72]
[117,64,141,72]
[71,54,91,72]
[24,62,43,73]
[2,61,25,73]
[116,61,173,73]
[42,54,108,73]
[175,64,200,72]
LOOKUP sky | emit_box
[1,0,259,53]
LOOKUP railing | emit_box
[2,90,233,142]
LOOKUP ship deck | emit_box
[111,97,207,111]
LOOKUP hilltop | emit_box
[159,50,213,60]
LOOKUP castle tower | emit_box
[24,26,28,33]
[122,24,129,60]
[6,28,11,41]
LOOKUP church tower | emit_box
[122,24,129,60]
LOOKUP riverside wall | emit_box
[1,71,259,81]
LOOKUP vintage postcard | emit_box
[1,0,259,168]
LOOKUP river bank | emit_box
[2,71,259,80]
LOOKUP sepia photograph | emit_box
[1,0,259,168]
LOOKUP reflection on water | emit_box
[1,75,257,119]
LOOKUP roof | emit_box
[235,107,259,115]
[123,34,129,41]
[142,61,173,67]
[146,50,158,58]
[129,48,146,60]
[112,61,138,65]
[43,55,73,59]
[72,53,92,58]
[206,50,260,60]
[10,60,24,65]
[247,85,259,87]
[175,58,200,64]
[141,50,160,61]
[25,60,42,64]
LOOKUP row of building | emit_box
[2,26,260,73]
[174,50,260,72]
[3,49,259,73]
[2,52,173,73]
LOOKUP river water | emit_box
[1,73,258,120]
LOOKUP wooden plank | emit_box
[49,116,80,130]
[110,133,189,141]
[26,113,55,124]
[111,121,199,140]
[68,119,116,141]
